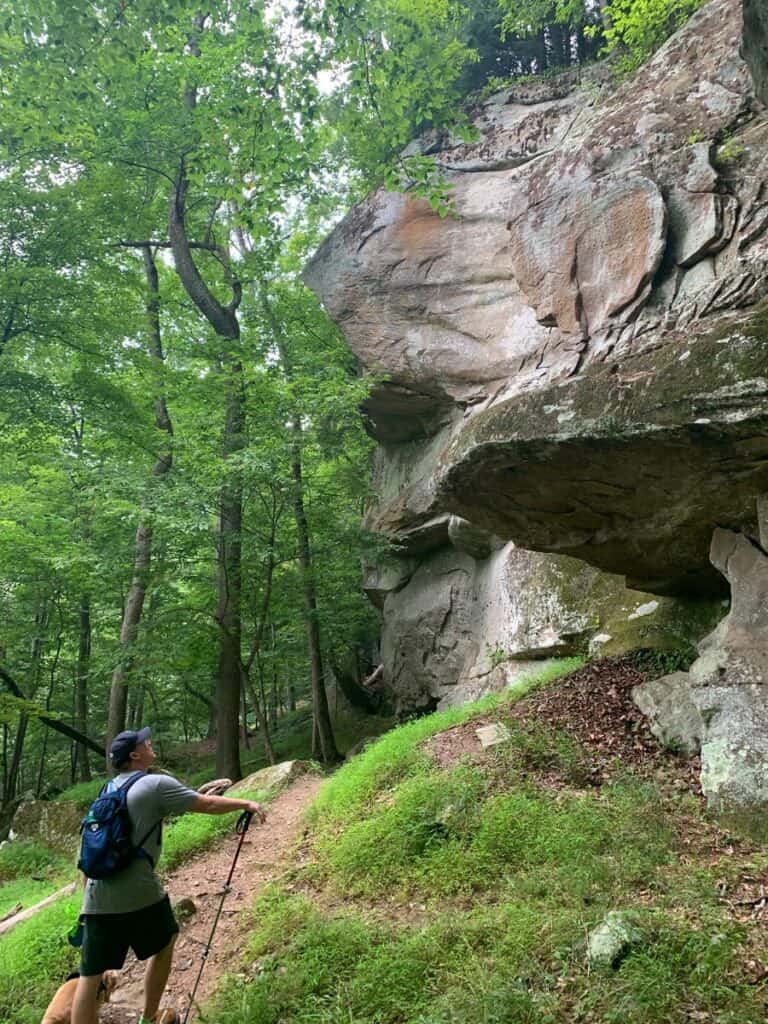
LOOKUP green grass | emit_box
[308,659,582,831]
[0,890,81,1024]
[0,840,73,917]
[54,776,107,807]
[211,658,768,1024]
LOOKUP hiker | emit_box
[71,726,266,1024]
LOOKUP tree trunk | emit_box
[35,609,64,797]
[106,245,174,763]
[73,595,92,782]
[214,366,245,781]
[240,664,277,765]
[290,418,341,766]
[168,134,245,780]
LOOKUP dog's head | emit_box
[97,971,118,1004]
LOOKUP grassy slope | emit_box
[210,660,768,1024]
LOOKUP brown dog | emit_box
[41,971,117,1024]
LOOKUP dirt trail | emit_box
[101,771,324,1024]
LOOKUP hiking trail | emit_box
[101,770,324,1024]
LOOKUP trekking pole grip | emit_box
[236,810,253,834]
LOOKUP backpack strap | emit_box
[115,771,162,865]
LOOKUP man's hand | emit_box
[246,800,266,823]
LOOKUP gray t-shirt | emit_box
[82,771,198,915]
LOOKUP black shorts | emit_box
[80,896,178,976]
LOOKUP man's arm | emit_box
[189,793,266,823]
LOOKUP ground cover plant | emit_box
[211,657,768,1024]
[0,840,72,919]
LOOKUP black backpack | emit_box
[77,771,159,879]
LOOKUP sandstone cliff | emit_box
[307,0,768,815]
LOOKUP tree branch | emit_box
[0,666,105,757]
[168,164,241,339]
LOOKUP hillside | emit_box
[197,657,768,1024]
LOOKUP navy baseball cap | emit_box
[109,726,151,766]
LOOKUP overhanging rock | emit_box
[306,0,768,597]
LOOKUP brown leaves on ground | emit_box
[424,654,701,794]
[507,653,702,794]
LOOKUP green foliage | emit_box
[716,137,747,167]
[54,778,107,807]
[0,839,69,884]
[627,646,696,675]
[0,891,80,1024]
[597,0,705,69]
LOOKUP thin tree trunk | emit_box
[241,684,250,749]
[214,365,245,780]
[240,664,277,765]
[36,605,64,797]
[257,289,341,767]
[290,418,341,766]
[73,595,92,783]
[106,245,174,762]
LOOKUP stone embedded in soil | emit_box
[475,723,511,748]
[587,912,645,968]
[632,672,704,756]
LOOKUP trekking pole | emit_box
[182,811,253,1024]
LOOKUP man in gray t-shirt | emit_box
[72,726,266,1024]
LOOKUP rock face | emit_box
[378,521,721,716]
[306,0,768,809]
[307,0,768,595]
[634,527,768,818]
[743,0,768,104]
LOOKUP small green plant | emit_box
[716,137,746,166]
[628,646,695,675]
[485,643,509,668]
[687,128,706,144]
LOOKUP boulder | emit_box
[235,760,312,797]
[690,528,768,816]
[197,778,233,796]
[634,524,768,818]
[632,672,704,755]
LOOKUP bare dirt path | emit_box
[102,771,324,1024]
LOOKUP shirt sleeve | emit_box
[151,774,199,817]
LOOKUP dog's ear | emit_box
[102,970,118,1000]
